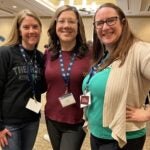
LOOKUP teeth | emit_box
[103,33,112,36]
[62,29,71,32]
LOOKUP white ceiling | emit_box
[0,0,55,17]
[0,0,116,17]
[0,0,149,17]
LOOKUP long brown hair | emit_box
[47,5,88,60]
[93,3,137,69]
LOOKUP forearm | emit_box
[126,105,150,122]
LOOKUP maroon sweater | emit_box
[44,50,91,124]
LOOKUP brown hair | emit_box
[47,5,88,60]
[93,3,137,69]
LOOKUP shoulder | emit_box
[36,49,44,57]
[44,48,53,59]
[132,41,150,53]
[0,45,19,52]
[133,41,150,80]
[0,45,11,53]
[0,45,14,58]
[80,49,92,59]
[128,41,150,61]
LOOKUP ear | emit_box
[121,18,126,24]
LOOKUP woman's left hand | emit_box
[126,105,150,122]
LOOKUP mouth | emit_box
[28,36,39,40]
[102,31,114,37]
[61,28,72,33]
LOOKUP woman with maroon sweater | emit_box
[44,5,91,150]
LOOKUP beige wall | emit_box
[0,16,149,52]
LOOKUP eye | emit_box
[107,18,115,23]
[68,20,76,24]
[96,21,104,26]
[23,25,29,30]
[57,20,65,24]
[107,17,118,25]
[32,25,39,29]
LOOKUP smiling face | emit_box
[95,7,123,51]
[19,16,41,50]
[56,10,78,46]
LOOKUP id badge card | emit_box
[26,98,42,113]
[80,91,91,108]
[59,93,76,107]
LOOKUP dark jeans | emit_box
[2,121,39,150]
[90,134,146,150]
[46,119,86,150]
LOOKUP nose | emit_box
[63,21,70,26]
[102,22,110,29]
[29,27,35,32]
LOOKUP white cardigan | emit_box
[103,41,150,148]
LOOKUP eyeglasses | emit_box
[94,16,119,29]
[56,19,78,25]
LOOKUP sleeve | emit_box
[139,42,150,80]
[0,47,10,131]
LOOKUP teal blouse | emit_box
[82,67,146,140]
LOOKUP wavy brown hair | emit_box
[92,3,138,69]
[47,5,88,60]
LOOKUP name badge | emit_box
[80,91,91,108]
[59,93,76,107]
[26,98,42,113]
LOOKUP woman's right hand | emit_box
[0,128,12,147]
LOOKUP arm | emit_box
[126,105,150,122]
[0,47,8,131]
[127,92,150,122]
[127,42,150,122]
[139,42,150,80]
[0,47,12,147]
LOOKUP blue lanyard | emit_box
[59,50,76,92]
[19,44,38,97]
[85,51,109,92]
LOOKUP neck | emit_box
[21,43,35,51]
[61,41,76,51]
[105,45,116,53]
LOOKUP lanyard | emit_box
[85,51,109,92]
[19,44,38,97]
[59,50,76,93]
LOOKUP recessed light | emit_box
[12,5,17,9]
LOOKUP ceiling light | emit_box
[91,2,97,11]
[35,0,56,11]
[82,0,87,8]
[59,0,65,7]
[12,5,17,9]
[69,0,74,6]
